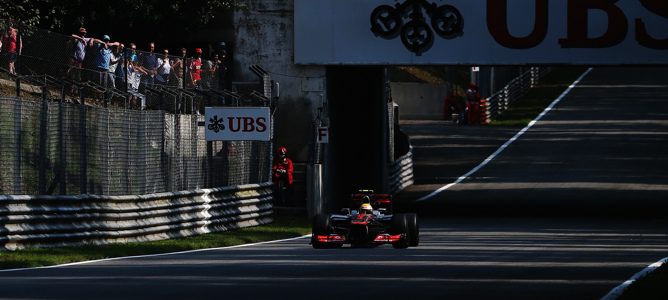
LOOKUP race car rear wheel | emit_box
[406,213,419,247]
[391,214,409,249]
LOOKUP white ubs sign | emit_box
[295,0,667,65]
[205,107,271,141]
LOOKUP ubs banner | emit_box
[205,107,271,141]
[294,0,667,65]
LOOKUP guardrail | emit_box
[0,183,274,251]
[389,147,414,195]
[487,67,551,120]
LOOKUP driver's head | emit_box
[360,203,373,215]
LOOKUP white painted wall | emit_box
[391,83,448,120]
[234,0,326,162]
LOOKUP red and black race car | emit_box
[310,190,419,249]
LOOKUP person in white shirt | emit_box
[156,48,171,85]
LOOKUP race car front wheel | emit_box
[311,214,342,249]
[391,214,409,249]
[406,213,419,247]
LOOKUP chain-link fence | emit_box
[0,94,271,195]
[1,28,272,196]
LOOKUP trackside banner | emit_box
[205,107,271,141]
[294,0,668,65]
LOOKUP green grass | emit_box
[0,213,311,270]
[489,67,589,127]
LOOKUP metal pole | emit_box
[59,84,66,195]
[38,79,48,194]
[79,88,87,194]
[13,85,23,193]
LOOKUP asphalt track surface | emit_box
[1,67,668,300]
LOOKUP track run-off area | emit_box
[1,67,667,299]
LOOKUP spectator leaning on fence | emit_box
[92,35,120,89]
[170,47,188,88]
[126,52,147,109]
[1,23,22,75]
[140,42,158,88]
[156,48,171,85]
[67,27,93,81]
[108,43,124,90]
[112,43,126,89]
[190,47,203,88]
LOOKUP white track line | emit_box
[601,257,668,300]
[0,234,311,273]
[416,68,593,202]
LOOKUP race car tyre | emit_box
[312,213,331,235]
[311,214,341,249]
[406,213,419,247]
[391,214,409,249]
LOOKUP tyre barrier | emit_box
[0,183,274,251]
[390,147,415,195]
[480,99,491,125]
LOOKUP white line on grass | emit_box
[0,234,311,273]
[416,68,593,202]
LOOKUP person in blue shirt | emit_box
[92,35,121,89]
[140,42,158,88]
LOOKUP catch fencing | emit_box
[1,26,272,196]
[0,94,272,196]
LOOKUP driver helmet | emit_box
[360,203,373,215]
[277,146,287,158]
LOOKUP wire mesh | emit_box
[0,95,272,195]
[2,27,270,196]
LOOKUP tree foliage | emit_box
[2,0,239,39]
[0,0,41,34]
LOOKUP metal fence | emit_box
[0,95,271,196]
[17,29,228,98]
[486,67,551,120]
[0,26,273,196]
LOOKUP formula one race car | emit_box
[310,190,419,249]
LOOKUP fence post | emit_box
[38,79,48,194]
[59,84,67,195]
[79,88,87,194]
[13,89,23,193]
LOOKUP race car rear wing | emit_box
[350,190,393,212]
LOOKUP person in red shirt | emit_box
[1,24,22,75]
[272,146,294,206]
[189,48,203,88]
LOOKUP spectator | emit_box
[202,55,215,89]
[1,23,22,75]
[108,43,124,90]
[92,35,120,89]
[114,43,130,90]
[156,48,171,85]
[126,53,148,109]
[140,42,158,88]
[170,47,187,88]
[189,47,203,88]
[66,27,93,81]
[216,51,229,90]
